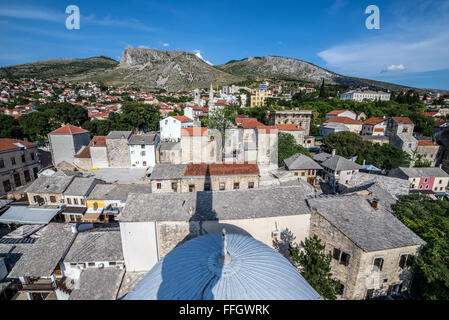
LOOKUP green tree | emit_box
[392,195,449,300]
[18,112,53,142]
[0,114,23,139]
[319,79,327,98]
[289,235,342,300]
[278,132,311,165]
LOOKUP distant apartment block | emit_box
[340,90,391,102]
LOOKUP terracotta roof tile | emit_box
[89,136,106,147]
[172,115,193,122]
[392,117,413,125]
[418,140,438,146]
[363,117,387,125]
[325,117,362,125]
[181,127,208,136]
[0,138,36,152]
[75,146,91,158]
[276,124,304,131]
[184,163,260,176]
[50,124,88,135]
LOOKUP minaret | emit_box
[209,83,215,111]
[219,228,231,265]
[194,88,200,105]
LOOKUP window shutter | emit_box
[399,255,407,269]
[333,248,341,260]
[345,254,351,266]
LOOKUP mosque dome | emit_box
[125,230,322,300]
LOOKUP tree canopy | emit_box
[289,235,342,300]
[392,195,449,300]
[323,131,410,170]
[278,132,311,165]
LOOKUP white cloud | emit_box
[138,45,150,49]
[193,50,213,65]
[163,43,169,47]
[318,1,449,76]
[327,0,348,15]
[0,6,64,22]
[382,64,406,73]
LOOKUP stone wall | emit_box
[106,137,131,168]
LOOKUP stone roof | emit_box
[128,134,158,145]
[321,122,350,131]
[159,142,181,151]
[64,228,123,263]
[283,154,322,170]
[87,184,151,201]
[312,152,332,163]
[344,172,410,198]
[0,243,33,277]
[183,163,260,177]
[25,171,74,194]
[150,164,187,180]
[106,131,132,140]
[120,186,312,222]
[63,177,102,197]
[307,194,425,252]
[321,155,363,171]
[69,269,125,300]
[8,223,77,278]
[389,167,449,179]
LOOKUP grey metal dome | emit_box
[125,231,322,300]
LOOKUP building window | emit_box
[337,283,345,296]
[74,198,78,205]
[0,159,4,168]
[399,254,415,269]
[189,184,195,192]
[387,283,402,296]
[67,198,72,205]
[373,257,384,271]
[143,161,147,166]
[234,182,240,190]
[157,183,161,189]
[24,170,31,183]
[294,172,299,176]
[88,262,95,267]
[172,182,177,191]
[50,196,57,203]
[340,252,351,266]
[80,199,85,205]
[333,248,341,260]
[109,262,116,266]
[204,183,211,191]
[219,183,225,191]
[21,154,26,163]
[31,153,35,161]
[11,157,16,166]
[365,289,374,300]
[141,145,145,149]
[13,173,21,187]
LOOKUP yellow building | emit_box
[250,90,272,107]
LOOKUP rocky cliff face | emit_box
[108,47,243,91]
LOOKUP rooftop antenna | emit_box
[219,228,231,265]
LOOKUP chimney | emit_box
[71,224,78,234]
[332,149,336,156]
[371,198,379,209]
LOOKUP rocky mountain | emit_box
[217,56,423,92]
[0,56,118,80]
[67,47,245,91]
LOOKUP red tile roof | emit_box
[172,115,193,122]
[89,136,107,147]
[392,117,413,124]
[49,124,88,135]
[363,117,387,125]
[418,140,438,147]
[325,117,362,125]
[326,110,353,116]
[75,146,91,158]
[422,112,438,117]
[181,127,208,136]
[276,124,304,131]
[184,163,260,176]
[0,138,36,152]
[236,118,263,128]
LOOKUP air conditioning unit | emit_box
[272,231,280,239]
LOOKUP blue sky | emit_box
[0,0,448,90]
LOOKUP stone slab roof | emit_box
[25,171,74,194]
[106,131,132,140]
[150,164,187,180]
[321,155,363,171]
[389,167,449,179]
[159,142,181,151]
[128,134,158,145]
[283,154,322,170]
[69,269,125,300]
[64,228,123,263]
[121,186,312,222]
[87,184,151,201]
[8,223,77,278]
[307,194,425,252]
[344,172,410,197]
[63,177,101,197]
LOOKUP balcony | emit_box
[18,281,55,292]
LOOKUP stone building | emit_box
[276,124,306,146]
[385,117,415,138]
[318,152,362,189]
[156,142,182,164]
[0,139,41,196]
[48,125,91,166]
[361,117,388,136]
[265,109,313,136]
[307,194,425,300]
[149,164,186,193]
[89,136,108,168]
[119,186,313,272]
[282,153,322,185]
[415,140,442,167]
[388,167,449,193]
[105,131,132,168]
[26,171,76,206]
[180,128,217,164]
